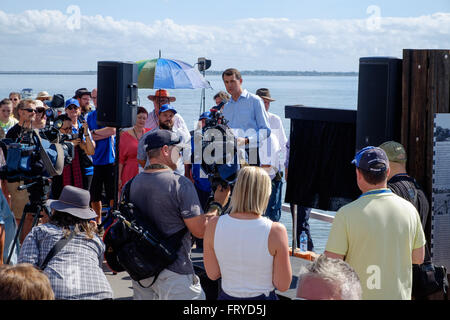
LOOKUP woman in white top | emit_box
[203,166,292,300]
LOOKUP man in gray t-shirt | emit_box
[130,170,201,276]
[128,129,230,300]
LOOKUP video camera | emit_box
[0,95,74,181]
[197,102,241,192]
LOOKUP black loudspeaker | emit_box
[285,106,360,211]
[356,57,402,150]
[97,61,138,127]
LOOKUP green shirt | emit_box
[0,117,18,133]
[325,188,426,300]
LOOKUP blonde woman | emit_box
[203,166,292,300]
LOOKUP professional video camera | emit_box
[0,109,76,182]
[196,102,241,193]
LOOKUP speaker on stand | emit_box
[355,57,402,151]
[97,61,138,211]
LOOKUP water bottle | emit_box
[299,231,308,252]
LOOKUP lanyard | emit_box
[358,189,392,199]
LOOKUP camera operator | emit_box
[56,99,95,194]
[128,129,230,300]
[5,99,37,242]
[213,91,230,111]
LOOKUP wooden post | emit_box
[402,49,450,243]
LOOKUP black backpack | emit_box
[103,177,187,286]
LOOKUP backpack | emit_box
[103,177,187,286]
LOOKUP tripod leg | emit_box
[6,205,29,264]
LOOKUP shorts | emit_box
[132,269,205,300]
[90,164,115,202]
[7,181,30,220]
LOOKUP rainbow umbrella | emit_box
[136,58,211,89]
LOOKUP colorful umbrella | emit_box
[136,58,211,89]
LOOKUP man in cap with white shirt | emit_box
[255,88,287,222]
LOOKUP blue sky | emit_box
[0,0,449,71]
[2,0,449,22]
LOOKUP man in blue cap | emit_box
[137,104,191,176]
[128,129,230,300]
[324,146,426,300]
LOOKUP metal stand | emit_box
[6,177,51,264]
[290,203,297,256]
[112,126,121,211]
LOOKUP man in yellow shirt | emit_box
[325,146,426,300]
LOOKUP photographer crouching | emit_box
[127,129,230,300]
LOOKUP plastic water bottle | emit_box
[299,231,308,252]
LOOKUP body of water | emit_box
[0,74,359,253]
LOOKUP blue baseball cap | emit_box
[65,98,80,109]
[199,111,211,120]
[352,146,389,172]
[159,104,177,115]
[144,129,181,151]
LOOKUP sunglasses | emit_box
[170,145,183,155]
[11,98,19,101]
[36,107,46,113]
[21,108,36,113]
[66,105,79,111]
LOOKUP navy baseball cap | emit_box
[351,146,389,172]
[159,104,177,115]
[144,129,181,151]
[65,98,80,109]
[199,111,211,120]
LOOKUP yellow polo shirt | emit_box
[325,189,426,300]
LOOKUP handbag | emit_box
[412,246,449,300]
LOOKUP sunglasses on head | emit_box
[66,105,79,111]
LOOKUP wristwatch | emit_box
[208,201,223,215]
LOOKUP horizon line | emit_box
[0,70,359,75]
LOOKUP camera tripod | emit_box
[6,176,51,264]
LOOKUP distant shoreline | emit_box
[0,70,358,76]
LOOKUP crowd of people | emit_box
[0,67,434,301]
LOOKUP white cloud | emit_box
[0,10,449,71]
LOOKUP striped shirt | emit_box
[18,223,113,300]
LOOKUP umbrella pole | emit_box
[202,88,206,113]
